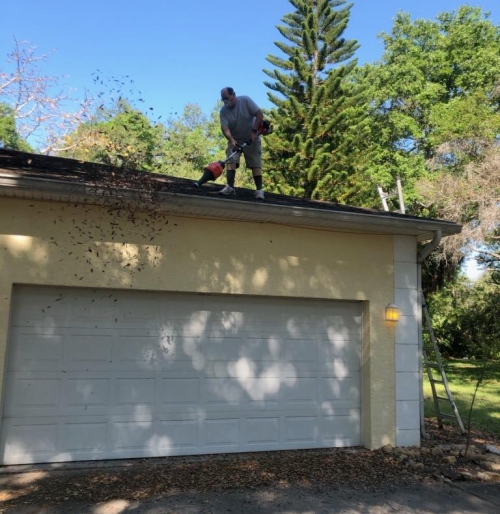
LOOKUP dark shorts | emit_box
[226,137,262,169]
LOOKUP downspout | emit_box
[417,230,442,439]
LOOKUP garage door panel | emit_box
[159,377,200,406]
[283,377,317,406]
[320,357,361,376]
[202,337,246,361]
[243,416,280,445]
[120,295,158,321]
[116,335,177,368]
[156,419,198,450]
[111,419,156,451]
[1,418,59,463]
[114,331,193,371]
[65,377,110,410]
[204,376,281,408]
[3,373,62,417]
[115,377,156,406]
[1,286,362,464]
[204,377,248,406]
[243,336,280,355]
[283,415,319,443]
[64,422,107,452]
[203,418,240,448]
[67,334,114,365]
[319,338,361,362]
[242,378,281,406]
[8,332,65,372]
[14,378,61,409]
[319,375,361,405]
[321,413,361,445]
[72,295,120,322]
[282,339,318,363]
[10,291,68,326]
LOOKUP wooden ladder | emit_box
[422,301,466,434]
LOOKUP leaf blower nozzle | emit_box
[194,143,247,188]
[194,161,226,187]
[193,161,225,188]
[204,161,225,179]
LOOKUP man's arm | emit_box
[251,109,264,142]
[221,124,238,149]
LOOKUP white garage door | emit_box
[1,286,362,465]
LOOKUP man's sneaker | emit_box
[219,185,236,196]
[254,189,265,200]
[193,182,200,188]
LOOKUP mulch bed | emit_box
[1,418,498,510]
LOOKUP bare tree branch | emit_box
[472,248,500,260]
[418,141,500,269]
[1,37,94,153]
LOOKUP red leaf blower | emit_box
[204,141,249,182]
[194,120,273,188]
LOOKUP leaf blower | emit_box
[195,142,248,187]
[193,120,273,188]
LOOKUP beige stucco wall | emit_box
[0,197,397,449]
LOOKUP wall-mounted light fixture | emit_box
[385,303,400,322]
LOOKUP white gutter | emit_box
[418,230,442,263]
[417,230,442,439]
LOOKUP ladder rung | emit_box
[436,396,450,401]
[439,413,457,420]
[426,363,441,369]
[430,380,445,385]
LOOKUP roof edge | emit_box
[0,172,462,241]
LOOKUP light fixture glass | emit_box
[385,303,400,322]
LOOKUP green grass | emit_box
[423,359,500,437]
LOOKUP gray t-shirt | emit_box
[220,96,260,142]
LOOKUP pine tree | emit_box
[264,0,360,199]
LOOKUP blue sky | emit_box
[2,1,499,120]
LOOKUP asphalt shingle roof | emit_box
[0,148,429,222]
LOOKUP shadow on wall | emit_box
[0,200,391,298]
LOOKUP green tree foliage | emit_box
[62,100,228,181]
[61,100,167,172]
[263,0,363,200]
[348,6,500,296]
[161,103,226,180]
[0,103,32,151]
[427,274,500,359]
[354,6,500,211]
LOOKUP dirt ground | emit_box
[1,420,500,514]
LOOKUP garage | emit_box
[0,286,362,465]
